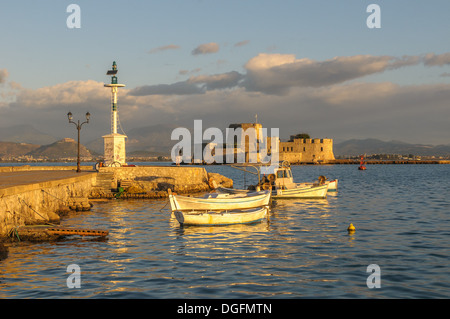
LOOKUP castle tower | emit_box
[103,61,127,166]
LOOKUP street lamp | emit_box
[67,111,90,173]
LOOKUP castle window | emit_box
[303,147,306,151]
[321,147,323,152]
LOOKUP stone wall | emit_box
[95,166,213,195]
[279,138,335,163]
[0,165,92,172]
[0,172,96,238]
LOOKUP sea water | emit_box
[0,164,449,299]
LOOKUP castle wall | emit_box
[279,138,335,163]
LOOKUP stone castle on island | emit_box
[200,121,335,164]
[279,135,335,164]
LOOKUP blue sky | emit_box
[1,0,450,146]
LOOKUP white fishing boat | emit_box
[225,162,330,199]
[267,163,329,199]
[173,205,269,226]
[168,189,271,211]
[272,183,328,199]
[327,179,338,191]
[299,176,338,192]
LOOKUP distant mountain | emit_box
[0,125,58,145]
[0,141,40,158]
[334,139,450,156]
[29,138,93,160]
[86,124,178,155]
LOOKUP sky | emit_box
[1,0,450,146]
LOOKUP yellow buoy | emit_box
[347,223,355,232]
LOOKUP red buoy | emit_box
[358,155,366,170]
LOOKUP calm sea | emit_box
[0,163,449,299]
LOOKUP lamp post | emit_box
[67,111,90,173]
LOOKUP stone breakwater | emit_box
[90,166,232,199]
[0,165,233,240]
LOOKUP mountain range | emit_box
[333,139,450,157]
[0,138,92,160]
[85,124,178,155]
[0,124,449,159]
[0,125,58,145]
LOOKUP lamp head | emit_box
[67,111,73,121]
[86,112,91,122]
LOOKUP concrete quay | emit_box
[0,169,94,192]
[0,167,97,239]
[0,165,233,240]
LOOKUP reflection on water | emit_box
[1,165,449,298]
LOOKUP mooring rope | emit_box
[159,200,170,212]
[17,197,58,226]
[41,189,66,203]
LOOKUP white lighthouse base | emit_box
[103,133,127,166]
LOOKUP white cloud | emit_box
[234,40,250,47]
[3,51,450,145]
[242,53,400,94]
[423,52,450,66]
[0,69,9,84]
[192,42,220,55]
[14,80,109,109]
[130,81,205,96]
[148,44,181,54]
[188,71,244,90]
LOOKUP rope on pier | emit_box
[41,189,66,203]
[17,197,58,226]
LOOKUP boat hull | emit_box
[272,184,328,199]
[169,190,271,211]
[174,206,269,226]
[300,179,338,192]
[326,179,338,191]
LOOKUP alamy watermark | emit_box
[65,4,380,30]
[366,264,381,288]
[66,4,81,29]
[366,4,381,29]
[66,264,81,288]
[170,120,280,166]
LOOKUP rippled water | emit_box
[1,164,449,298]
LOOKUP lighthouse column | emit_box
[103,61,127,166]
[111,86,118,134]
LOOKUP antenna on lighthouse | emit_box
[103,61,127,166]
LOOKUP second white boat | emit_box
[168,189,271,211]
[173,205,269,226]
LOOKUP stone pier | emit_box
[0,167,97,238]
[0,165,233,239]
